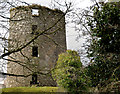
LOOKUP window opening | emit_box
[31,25,39,35]
[30,73,38,85]
[32,46,38,57]
[32,25,37,31]
[32,9,39,15]
[32,74,37,84]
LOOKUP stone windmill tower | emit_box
[5,4,66,87]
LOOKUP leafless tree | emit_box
[0,0,72,86]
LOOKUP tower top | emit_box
[10,4,64,14]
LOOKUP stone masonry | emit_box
[4,4,66,87]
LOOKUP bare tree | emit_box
[0,0,73,87]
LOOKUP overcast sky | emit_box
[22,0,92,8]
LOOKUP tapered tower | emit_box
[5,5,66,87]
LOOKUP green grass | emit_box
[1,87,67,93]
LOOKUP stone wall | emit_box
[4,5,66,87]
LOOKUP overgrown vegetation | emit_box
[52,50,91,93]
[86,2,120,92]
[52,1,120,92]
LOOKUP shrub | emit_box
[52,50,91,93]
[86,54,120,88]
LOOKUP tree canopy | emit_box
[85,1,120,91]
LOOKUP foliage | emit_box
[52,50,91,93]
[86,2,120,90]
[88,2,120,54]
[87,54,120,87]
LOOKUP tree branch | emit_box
[0,6,70,58]
[0,72,31,77]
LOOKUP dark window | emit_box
[32,74,37,84]
[32,25,37,31]
[31,25,38,35]
[31,25,39,35]
[30,73,38,85]
[32,46,38,57]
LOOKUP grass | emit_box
[1,87,67,94]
